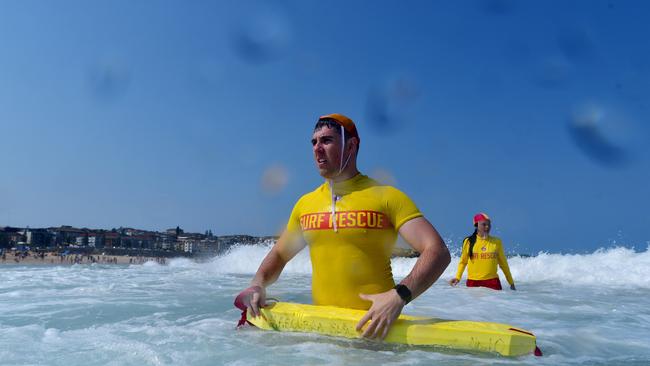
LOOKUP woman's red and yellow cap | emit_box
[473,212,490,225]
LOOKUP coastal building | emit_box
[26,228,54,247]
[1,224,276,257]
[75,236,87,247]
[104,231,121,248]
[53,226,87,246]
[87,235,104,248]
[178,235,199,253]
[0,227,25,249]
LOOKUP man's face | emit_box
[476,220,491,235]
[311,126,343,179]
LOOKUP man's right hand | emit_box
[448,278,459,286]
[234,285,266,317]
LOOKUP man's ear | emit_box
[348,137,359,153]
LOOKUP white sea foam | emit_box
[1,245,649,365]
[205,243,312,274]
[208,243,650,289]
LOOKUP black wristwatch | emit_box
[394,284,412,304]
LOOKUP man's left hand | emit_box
[355,289,405,340]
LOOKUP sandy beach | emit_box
[0,251,168,265]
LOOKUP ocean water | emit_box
[1,245,649,366]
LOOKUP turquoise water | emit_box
[1,245,649,365]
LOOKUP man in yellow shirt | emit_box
[449,213,516,290]
[235,113,451,340]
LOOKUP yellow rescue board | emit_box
[247,302,538,357]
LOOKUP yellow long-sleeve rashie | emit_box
[455,236,514,285]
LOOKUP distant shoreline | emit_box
[1,247,421,265]
[1,251,167,266]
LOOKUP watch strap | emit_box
[394,284,412,304]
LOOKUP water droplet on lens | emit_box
[231,9,291,64]
[261,164,289,195]
[568,104,631,168]
[371,168,397,186]
[557,27,596,63]
[480,0,516,15]
[88,59,130,101]
[365,76,420,134]
[533,57,570,88]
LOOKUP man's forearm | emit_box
[400,244,451,300]
[251,249,288,288]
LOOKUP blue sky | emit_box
[1,0,648,254]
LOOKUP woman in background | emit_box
[449,213,515,290]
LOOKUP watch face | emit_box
[395,284,411,303]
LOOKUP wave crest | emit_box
[203,244,650,288]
